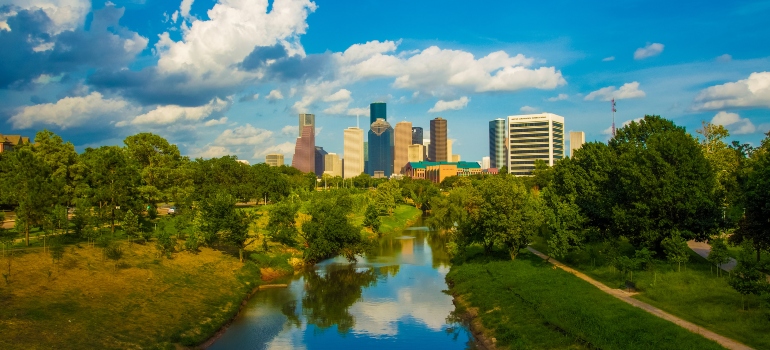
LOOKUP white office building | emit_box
[507,113,565,176]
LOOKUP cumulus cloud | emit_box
[692,72,770,110]
[546,93,568,102]
[0,0,91,34]
[179,0,194,20]
[238,93,259,102]
[119,97,230,126]
[602,56,615,62]
[266,89,284,101]
[203,117,228,126]
[711,111,756,135]
[323,89,352,102]
[10,91,135,129]
[281,125,299,136]
[585,82,646,101]
[634,43,664,60]
[253,141,295,158]
[428,96,469,113]
[335,41,566,94]
[602,117,643,135]
[520,105,538,113]
[213,124,273,146]
[346,107,369,116]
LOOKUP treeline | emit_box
[432,115,770,300]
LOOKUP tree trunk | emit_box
[239,248,244,263]
[25,221,30,246]
[758,249,761,263]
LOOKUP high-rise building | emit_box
[408,144,424,162]
[265,154,284,167]
[507,113,565,176]
[452,154,461,162]
[481,156,490,169]
[368,118,394,177]
[569,131,586,157]
[343,127,364,179]
[394,121,412,175]
[489,118,506,169]
[291,113,315,173]
[324,153,343,177]
[314,146,328,176]
[423,138,430,160]
[429,117,447,162]
[411,127,423,145]
[370,102,386,125]
[447,139,453,162]
[363,141,369,175]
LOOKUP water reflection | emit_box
[209,226,473,350]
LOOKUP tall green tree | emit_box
[123,133,184,205]
[1,148,55,245]
[267,201,300,247]
[31,130,80,206]
[81,146,142,233]
[731,131,770,262]
[301,193,366,263]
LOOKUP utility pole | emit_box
[611,98,617,138]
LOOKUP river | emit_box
[208,223,475,349]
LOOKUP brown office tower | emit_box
[393,121,412,174]
[291,113,316,174]
[429,117,447,162]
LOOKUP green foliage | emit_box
[155,228,174,258]
[49,238,65,264]
[301,192,367,263]
[363,204,381,236]
[122,209,140,242]
[267,201,300,247]
[662,232,690,272]
[731,133,770,262]
[729,241,770,309]
[373,180,400,215]
[707,238,731,276]
[542,187,586,259]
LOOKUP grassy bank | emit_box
[530,238,770,349]
[379,205,422,235]
[446,249,725,350]
[0,241,293,349]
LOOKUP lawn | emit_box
[530,237,770,350]
[447,248,726,350]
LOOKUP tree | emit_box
[662,232,690,272]
[609,115,720,250]
[81,146,142,234]
[731,132,770,262]
[363,203,381,236]
[198,192,254,261]
[123,133,184,205]
[1,148,55,245]
[696,122,740,214]
[707,238,730,277]
[123,209,140,244]
[531,159,554,191]
[302,193,366,263]
[729,241,769,310]
[373,180,400,215]
[31,130,80,206]
[105,243,124,271]
[267,201,300,247]
[542,187,586,259]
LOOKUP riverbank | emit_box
[446,248,726,350]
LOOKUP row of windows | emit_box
[510,122,549,127]
[509,144,549,149]
[510,133,551,139]
[510,156,549,159]
[510,139,550,144]
[510,127,550,133]
[510,150,550,154]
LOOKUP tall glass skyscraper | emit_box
[411,127,423,145]
[370,102,386,125]
[291,113,315,174]
[368,118,394,177]
[489,118,506,169]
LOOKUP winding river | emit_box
[208,223,475,349]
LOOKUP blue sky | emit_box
[1,0,769,164]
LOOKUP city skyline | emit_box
[1,0,768,165]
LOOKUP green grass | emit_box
[379,205,422,235]
[530,237,770,349]
[447,248,726,350]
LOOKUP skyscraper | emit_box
[408,144,424,162]
[265,154,284,167]
[291,113,315,173]
[447,139,453,163]
[314,146,328,176]
[368,118,394,177]
[343,127,364,179]
[429,117,447,162]
[489,118,506,169]
[481,156,490,169]
[363,141,369,175]
[324,153,342,177]
[411,127,423,145]
[370,102,386,125]
[394,121,412,175]
[507,113,565,176]
[569,131,586,157]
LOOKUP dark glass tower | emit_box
[489,118,506,169]
[314,146,328,177]
[370,102,386,125]
[368,118,394,177]
[411,127,423,145]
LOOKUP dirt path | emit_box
[526,246,753,350]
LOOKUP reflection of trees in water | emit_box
[427,232,452,268]
[300,266,379,333]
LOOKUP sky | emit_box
[1,0,769,165]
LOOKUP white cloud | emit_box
[323,89,352,102]
[520,105,538,113]
[281,125,299,136]
[335,41,565,94]
[195,145,232,159]
[693,72,770,110]
[323,102,349,115]
[634,43,664,60]
[203,117,228,126]
[214,124,273,146]
[266,89,284,101]
[153,0,317,88]
[585,82,646,101]
[546,93,568,102]
[10,92,135,129]
[179,0,194,20]
[716,54,732,63]
[122,97,229,126]
[1,0,91,34]
[601,117,643,135]
[253,141,295,158]
[428,96,469,113]
[711,111,756,135]
[602,56,615,62]
[346,107,369,116]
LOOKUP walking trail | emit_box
[526,246,753,350]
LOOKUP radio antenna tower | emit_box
[611,98,617,137]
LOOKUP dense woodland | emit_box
[1,115,769,301]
